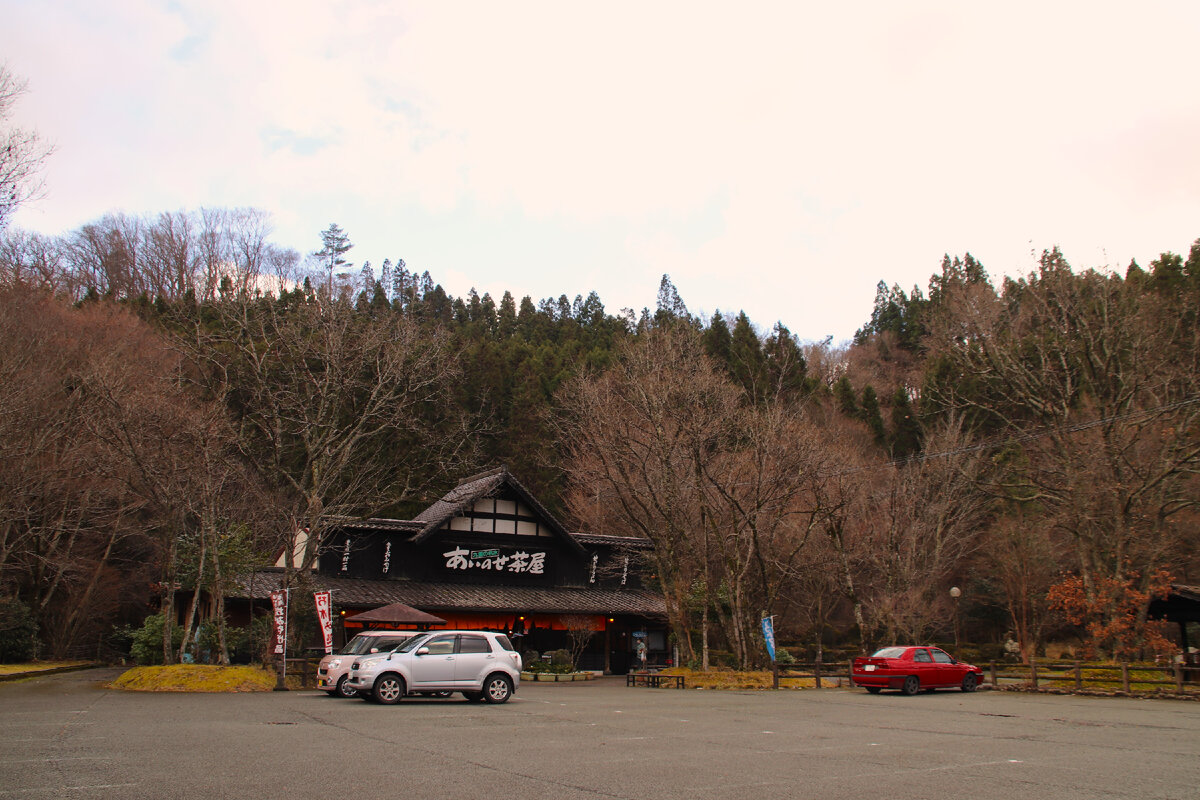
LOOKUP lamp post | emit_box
[949,586,961,648]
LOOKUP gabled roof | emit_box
[411,466,586,556]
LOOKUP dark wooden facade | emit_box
[242,468,668,673]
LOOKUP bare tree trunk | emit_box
[178,538,205,662]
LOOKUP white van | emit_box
[317,630,419,697]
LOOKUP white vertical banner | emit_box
[271,590,288,655]
[314,591,334,654]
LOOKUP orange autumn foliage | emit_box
[1046,568,1177,660]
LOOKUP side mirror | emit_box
[416,646,430,656]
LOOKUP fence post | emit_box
[772,659,779,690]
[1074,661,1082,690]
[814,656,822,689]
[1175,664,1183,693]
[990,661,997,686]
[1030,657,1038,689]
[1121,663,1130,693]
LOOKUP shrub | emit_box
[128,613,184,666]
[0,597,38,663]
[549,648,572,666]
[523,660,574,674]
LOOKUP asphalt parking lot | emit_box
[2,668,1198,800]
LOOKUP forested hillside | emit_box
[2,209,1197,668]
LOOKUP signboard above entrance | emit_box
[443,546,546,574]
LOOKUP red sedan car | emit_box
[851,646,984,695]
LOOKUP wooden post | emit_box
[1175,664,1183,693]
[1074,661,1082,690]
[990,661,997,686]
[1030,657,1038,689]
[1121,663,1130,693]
[814,656,822,689]
[772,659,779,690]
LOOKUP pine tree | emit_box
[730,312,766,402]
[379,259,394,301]
[655,274,689,325]
[833,375,859,417]
[860,385,885,445]
[314,223,353,294]
[889,387,922,459]
[703,311,732,367]
[359,261,374,295]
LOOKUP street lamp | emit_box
[949,586,961,648]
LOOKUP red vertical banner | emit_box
[314,591,334,654]
[270,590,288,655]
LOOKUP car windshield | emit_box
[870,647,908,659]
[393,633,435,654]
[338,635,376,655]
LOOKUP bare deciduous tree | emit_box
[925,251,1200,615]
[178,295,473,593]
[0,65,52,229]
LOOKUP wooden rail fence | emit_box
[771,658,1199,695]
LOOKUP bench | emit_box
[626,672,685,689]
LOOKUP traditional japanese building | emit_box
[239,467,669,673]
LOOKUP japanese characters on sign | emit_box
[382,540,392,574]
[314,591,333,654]
[340,538,352,572]
[443,546,546,574]
[270,590,287,655]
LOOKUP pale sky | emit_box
[4,1,1199,342]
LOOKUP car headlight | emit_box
[328,659,341,670]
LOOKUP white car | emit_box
[317,630,418,698]
[345,630,522,705]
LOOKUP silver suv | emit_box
[345,630,522,705]
[318,630,418,698]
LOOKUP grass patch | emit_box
[109,664,280,692]
[0,661,91,676]
[658,667,822,690]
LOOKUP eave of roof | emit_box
[232,571,666,618]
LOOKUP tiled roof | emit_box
[571,532,653,548]
[412,467,507,525]
[235,571,666,617]
[338,518,425,533]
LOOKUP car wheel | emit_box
[483,674,513,704]
[463,691,484,702]
[901,675,920,696]
[866,687,882,694]
[335,675,357,699]
[961,673,978,693]
[373,674,406,705]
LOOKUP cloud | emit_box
[5,1,1200,341]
